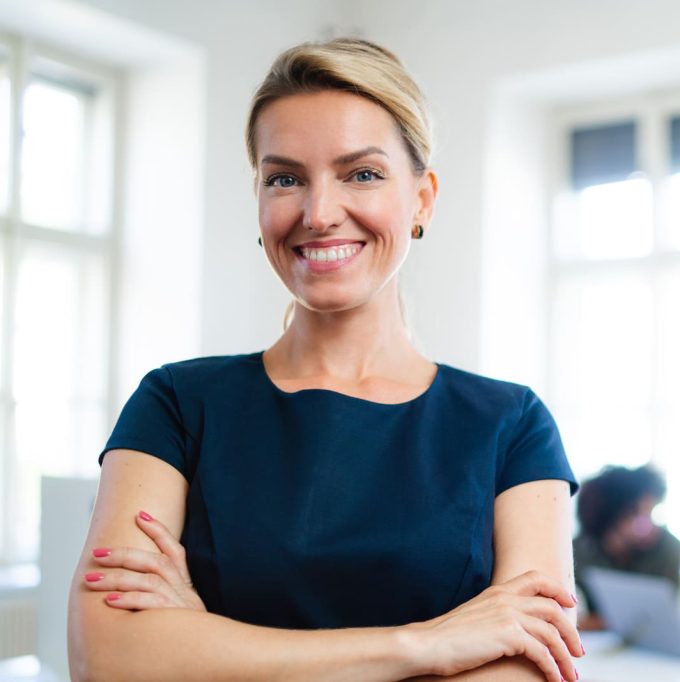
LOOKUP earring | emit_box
[411,224,424,239]
[258,236,262,247]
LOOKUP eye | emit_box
[352,168,385,183]
[264,174,299,188]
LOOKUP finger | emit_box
[103,591,177,611]
[516,631,566,682]
[519,614,578,681]
[520,595,584,658]
[91,546,183,591]
[83,569,181,605]
[135,511,193,585]
[503,570,577,609]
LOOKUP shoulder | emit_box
[434,364,577,496]
[153,352,263,393]
[434,362,536,422]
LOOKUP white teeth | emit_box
[300,243,361,262]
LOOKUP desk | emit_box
[579,631,680,681]
[0,657,60,682]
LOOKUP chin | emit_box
[294,292,369,315]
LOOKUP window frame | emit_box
[0,31,122,566]
[546,90,680,501]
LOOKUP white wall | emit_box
[73,0,344,365]
[345,0,680,378]
[7,0,680,389]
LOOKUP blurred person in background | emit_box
[574,465,680,630]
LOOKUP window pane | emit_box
[10,242,108,561]
[571,121,637,190]
[671,116,680,173]
[20,78,87,231]
[661,173,680,251]
[656,265,680,532]
[554,178,654,260]
[0,49,10,215]
[657,266,680,408]
[552,270,654,476]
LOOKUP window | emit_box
[550,96,680,534]
[0,35,118,565]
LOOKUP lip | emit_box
[295,238,365,249]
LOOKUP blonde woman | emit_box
[68,39,583,681]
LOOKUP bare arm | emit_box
[67,450,421,682]
[403,479,580,681]
[69,453,580,681]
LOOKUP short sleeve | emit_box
[496,389,578,497]
[99,367,189,478]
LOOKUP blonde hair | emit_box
[246,38,432,174]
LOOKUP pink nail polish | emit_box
[85,572,105,582]
[106,593,120,601]
[574,669,579,680]
[93,548,112,557]
[581,642,585,655]
[571,592,579,604]
[139,510,154,522]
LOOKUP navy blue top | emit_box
[100,351,578,629]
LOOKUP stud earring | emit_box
[258,236,262,247]
[411,224,424,239]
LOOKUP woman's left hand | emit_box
[83,510,207,612]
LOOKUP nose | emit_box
[302,179,345,232]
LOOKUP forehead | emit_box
[254,90,405,162]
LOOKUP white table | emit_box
[578,631,680,682]
[0,657,61,682]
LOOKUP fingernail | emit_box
[93,548,112,558]
[85,572,105,582]
[581,642,585,655]
[574,669,579,680]
[106,593,121,601]
[139,510,154,522]
[571,592,579,604]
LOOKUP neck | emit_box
[265,282,426,383]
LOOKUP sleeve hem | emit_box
[99,440,189,482]
[496,475,579,498]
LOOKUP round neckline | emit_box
[256,350,441,407]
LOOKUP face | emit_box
[616,495,660,549]
[254,90,436,314]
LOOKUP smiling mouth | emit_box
[295,242,364,262]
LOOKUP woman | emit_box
[68,38,584,681]
[574,465,680,630]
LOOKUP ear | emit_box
[414,168,438,234]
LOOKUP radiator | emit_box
[0,597,36,660]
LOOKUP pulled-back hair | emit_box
[577,465,667,540]
[245,38,432,174]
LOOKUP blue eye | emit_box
[354,169,383,183]
[265,174,298,188]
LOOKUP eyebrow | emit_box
[260,146,389,168]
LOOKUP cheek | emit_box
[259,199,293,235]
[354,192,412,236]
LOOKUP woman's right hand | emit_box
[403,570,583,682]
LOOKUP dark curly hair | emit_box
[577,465,666,540]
